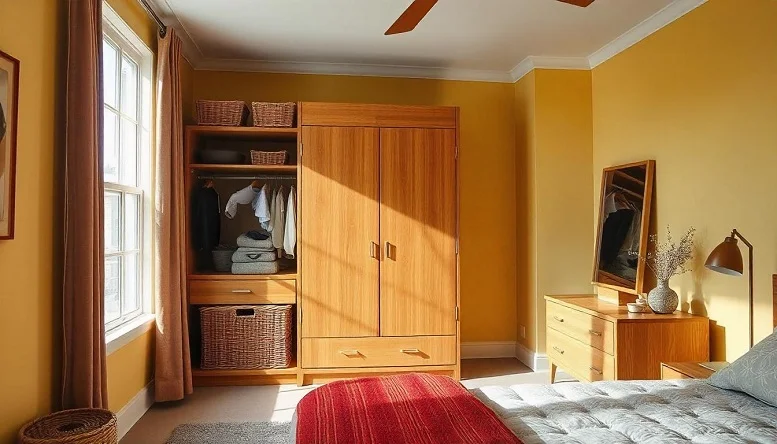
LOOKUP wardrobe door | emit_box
[300,126,380,338]
[380,128,457,337]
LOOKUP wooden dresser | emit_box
[545,295,709,382]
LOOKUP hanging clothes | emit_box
[252,183,271,230]
[267,186,278,233]
[272,186,286,252]
[284,186,297,258]
[191,185,220,270]
[225,184,258,219]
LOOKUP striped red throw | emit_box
[295,373,522,443]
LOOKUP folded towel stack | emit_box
[232,231,279,275]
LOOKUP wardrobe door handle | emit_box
[385,242,394,260]
[589,330,602,337]
[553,316,564,323]
[400,348,420,354]
[552,346,565,355]
[231,289,252,294]
[370,242,378,259]
[590,366,603,375]
[339,350,361,357]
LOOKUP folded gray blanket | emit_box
[231,261,280,275]
[232,248,277,263]
[236,233,274,250]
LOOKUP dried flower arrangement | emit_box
[635,226,696,281]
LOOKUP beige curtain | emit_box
[154,29,193,402]
[62,0,108,409]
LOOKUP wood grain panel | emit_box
[189,279,296,305]
[547,328,615,382]
[300,102,456,128]
[301,336,456,369]
[379,128,457,336]
[300,126,380,338]
[660,362,716,380]
[660,366,690,380]
[547,300,615,355]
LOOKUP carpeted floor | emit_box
[166,422,290,444]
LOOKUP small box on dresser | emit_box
[546,294,710,382]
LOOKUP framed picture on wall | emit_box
[0,49,19,240]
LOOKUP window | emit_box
[102,5,153,334]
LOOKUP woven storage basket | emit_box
[201,305,293,369]
[251,102,296,127]
[19,409,117,444]
[196,100,249,126]
[250,150,288,165]
[211,247,236,272]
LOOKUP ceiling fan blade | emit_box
[556,0,596,6]
[385,0,439,35]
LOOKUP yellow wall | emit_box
[515,69,595,353]
[592,0,777,360]
[0,0,61,441]
[194,72,518,342]
[106,329,155,411]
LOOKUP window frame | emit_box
[102,3,155,338]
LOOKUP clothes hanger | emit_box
[203,179,214,188]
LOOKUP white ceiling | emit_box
[149,0,706,81]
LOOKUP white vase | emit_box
[648,280,679,314]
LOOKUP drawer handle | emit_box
[339,350,361,357]
[553,316,564,323]
[590,366,603,375]
[231,289,253,294]
[552,346,565,355]
[400,348,420,354]
[589,330,602,336]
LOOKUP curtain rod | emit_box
[137,0,168,37]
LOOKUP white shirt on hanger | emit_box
[271,186,285,251]
[284,186,296,258]
[225,184,258,219]
[253,184,271,230]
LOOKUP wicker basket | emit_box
[196,100,249,126]
[19,409,117,444]
[251,102,296,127]
[200,305,293,369]
[250,150,288,165]
[211,247,236,272]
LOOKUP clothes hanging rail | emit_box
[197,175,297,180]
[138,0,168,37]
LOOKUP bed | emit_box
[293,276,777,443]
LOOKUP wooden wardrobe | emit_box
[297,103,460,383]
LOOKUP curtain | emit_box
[154,29,193,402]
[61,0,108,409]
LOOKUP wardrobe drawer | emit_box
[189,279,296,305]
[546,301,614,355]
[547,328,615,382]
[301,336,456,369]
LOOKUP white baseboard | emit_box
[461,341,518,359]
[515,343,549,372]
[116,381,155,439]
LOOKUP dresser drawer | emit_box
[189,279,296,305]
[547,328,615,382]
[547,301,614,355]
[301,336,456,369]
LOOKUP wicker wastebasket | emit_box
[19,409,117,444]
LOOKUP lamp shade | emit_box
[705,236,744,276]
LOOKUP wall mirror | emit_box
[593,160,655,295]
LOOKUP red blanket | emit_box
[295,373,522,444]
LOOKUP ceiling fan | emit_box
[385,0,596,35]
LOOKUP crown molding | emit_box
[588,0,707,68]
[509,56,591,82]
[196,58,515,83]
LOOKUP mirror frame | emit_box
[592,160,655,295]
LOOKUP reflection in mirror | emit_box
[594,161,655,294]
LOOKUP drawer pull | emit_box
[589,330,602,336]
[552,346,565,355]
[400,348,421,354]
[231,289,253,294]
[553,316,564,323]
[339,350,361,357]
[590,366,603,375]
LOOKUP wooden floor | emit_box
[122,358,542,444]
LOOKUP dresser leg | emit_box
[550,361,557,384]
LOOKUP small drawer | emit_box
[547,328,615,382]
[301,336,456,369]
[547,301,615,355]
[661,365,691,381]
[189,279,296,305]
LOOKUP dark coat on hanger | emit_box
[192,186,220,269]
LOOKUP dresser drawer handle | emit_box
[590,366,603,375]
[589,330,602,336]
[231,289,252,294]
[553,316,564,323]
[400,348,420,354]
[552,346,565,355]
[339,350,361,357]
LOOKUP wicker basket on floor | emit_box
[200,305,293,369]
[250,150,288,165]
[19,409,117,444]
[251,102,296,127]
[196,100,249,126]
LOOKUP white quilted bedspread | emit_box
[472,380,777,443]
